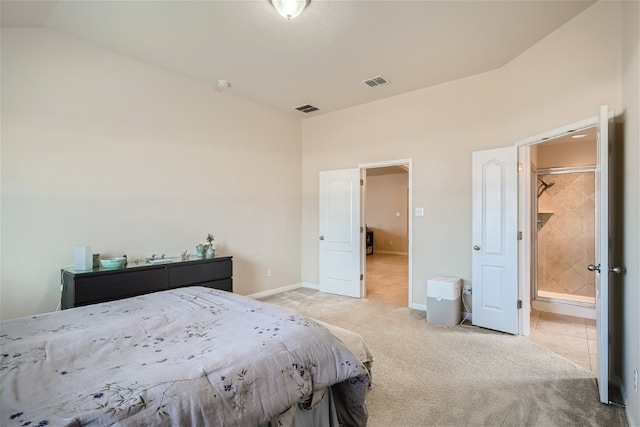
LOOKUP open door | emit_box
[319,169,362,298]
[516,106,616,404]
[471,147,519,334]
[592,105,612,404]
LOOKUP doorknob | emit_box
[587,264,600,272]
[319,236,324,240]
[609,266,622,274]
[473,245,480,251]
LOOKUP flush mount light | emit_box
[270,0,310,19]
[571,134,587,139]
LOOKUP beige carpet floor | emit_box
[261,288,627,427]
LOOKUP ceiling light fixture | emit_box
[571,134,586,139]
[270,0,309,20]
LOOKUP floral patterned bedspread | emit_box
[0,287,370,426]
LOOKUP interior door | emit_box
[319,169,362,298]
[594,105,612,404]
[472,147,519,334]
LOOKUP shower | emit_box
[537,177,555,198]
[535,169,596,310]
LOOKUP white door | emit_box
[360,171,367,298]
[594,105,612,404]
[472,147,519,334]
[319,169,362,298]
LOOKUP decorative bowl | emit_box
[100,257,126,269]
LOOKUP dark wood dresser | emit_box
[61,256,232,309]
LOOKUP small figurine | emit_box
[206,247,214,259]
[205,234,215,259]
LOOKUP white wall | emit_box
[622,0,640,424]
[301,1,623,308]
[365,173,408,254]
[0,28,302,320]
[537,139,597,169]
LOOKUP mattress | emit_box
[0,286,370,426]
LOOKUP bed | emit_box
[0,286,372,426]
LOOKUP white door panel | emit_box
[472,147,518,334]
[595,105,612,404]
[319,169,362,298]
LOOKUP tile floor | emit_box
[530,309,597,372]
[365,253,408,307]
[365,253,596,373]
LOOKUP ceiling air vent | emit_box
[295,104,319,113]
[362,76,390,88]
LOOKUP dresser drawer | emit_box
[197,278,233,292]
[74,267,167,306]
[62,257,232,309]
[168,259,232,288]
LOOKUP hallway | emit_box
[365,253,408,307]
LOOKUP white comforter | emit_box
[0,287,370,426]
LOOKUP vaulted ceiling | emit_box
[1,0,595,116]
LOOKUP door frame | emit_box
[515,114,601,337]
[359,158,414,308]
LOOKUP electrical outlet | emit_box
[267,269,272,277]
[634,367,638,392]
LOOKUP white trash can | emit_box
[426,277,462,327]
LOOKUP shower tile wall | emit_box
[537,172,595,298]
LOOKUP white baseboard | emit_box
[372,250,408,256]
[410,302,426,311]
[246,283,302,300]
[301,282,319,290]
[531,299,596,319]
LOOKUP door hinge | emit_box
[360,179,364,185]
[360,274,364,281]
[517,300,522,309]
[517,231,522,240]
[360,226,364,233]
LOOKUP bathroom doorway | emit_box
[530,127,597,318]
[525,128,600,374]
[517,106,618,405]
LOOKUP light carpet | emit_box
[261,288,627,427]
